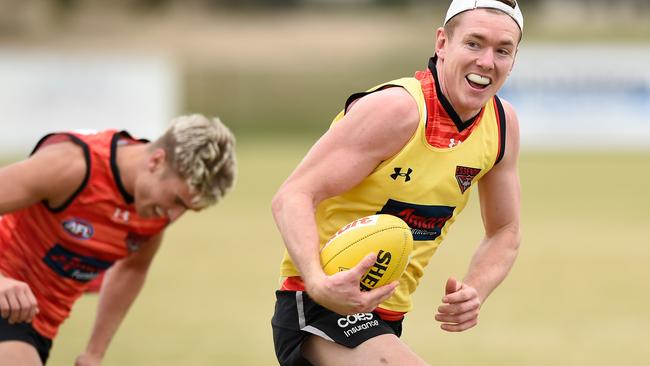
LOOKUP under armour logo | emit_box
[390,167,412,182]
[113,208,130,222]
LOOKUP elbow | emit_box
[271,185,294,222]
[487,223,521,253]
[508,225,522,253]
[271,190,284,221]
[272,183,319,223]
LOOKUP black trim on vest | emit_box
[493,96,507,165]
[428,56,482,132]
[110,130,149,205]
[110,133,132,204]
[30,133,92,213]
[343,84,403,114]
[110,130,150,205]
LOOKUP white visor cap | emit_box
[444,0,523,31]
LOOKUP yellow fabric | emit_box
[279,77,501,312]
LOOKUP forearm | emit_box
[271,189,324,287]
[463,226,520,303]
[83,262,148,358]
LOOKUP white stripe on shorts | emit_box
[295,291,334,342]
[302,325,334,342]
[296,291,306,328]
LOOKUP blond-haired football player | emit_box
[0,114,236,365]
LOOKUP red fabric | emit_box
[373,307,405,321]
[414,69,483,148]
[281,276,306,291]
[85,272,105,293]
[0,130,168,338]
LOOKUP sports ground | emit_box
[43,140,649,365]
[2,3,649,364]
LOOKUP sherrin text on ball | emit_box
[320,214,413,291]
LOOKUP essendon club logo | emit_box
[377,199,454,241]
[455,166,481,194]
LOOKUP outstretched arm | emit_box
[272,87,420,315]
[75,233,163,366]
[436,100,522,332]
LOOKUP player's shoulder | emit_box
[344,86,420,156]
[493,96,520,167]
[352,86,420,127]
[495,97,519,127]
[29,136,89,190]
[32,137,86,166]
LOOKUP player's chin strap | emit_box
[444,0,524,31]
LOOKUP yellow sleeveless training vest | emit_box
[279,65,506,313]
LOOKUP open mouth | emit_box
[466,73,491,90]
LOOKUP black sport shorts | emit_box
[0,316,52,364]
[271,290,403,366]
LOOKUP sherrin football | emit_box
[320,214,413,291]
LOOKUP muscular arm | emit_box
[0,141,86,214]
[0,140,86,323]
[465,100,521,302]
[271,87,420,315]
[76,233,163,366]
[436,99,521,332]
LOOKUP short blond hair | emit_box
[153,114,236,208]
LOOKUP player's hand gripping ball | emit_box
[321,214,413,291]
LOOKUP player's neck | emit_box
[115,143,150,197]
[435,58,482,122]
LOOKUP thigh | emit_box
[303,333,429,366]
[273,290,404,366]
[0,316,52,364]
[274,290,402,344]
[0,340,43,366]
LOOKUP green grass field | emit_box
[37,140,649,365]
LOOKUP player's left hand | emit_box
[75,352,102,366]
[434,277,481,332]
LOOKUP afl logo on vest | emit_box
[62,218,94,240]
